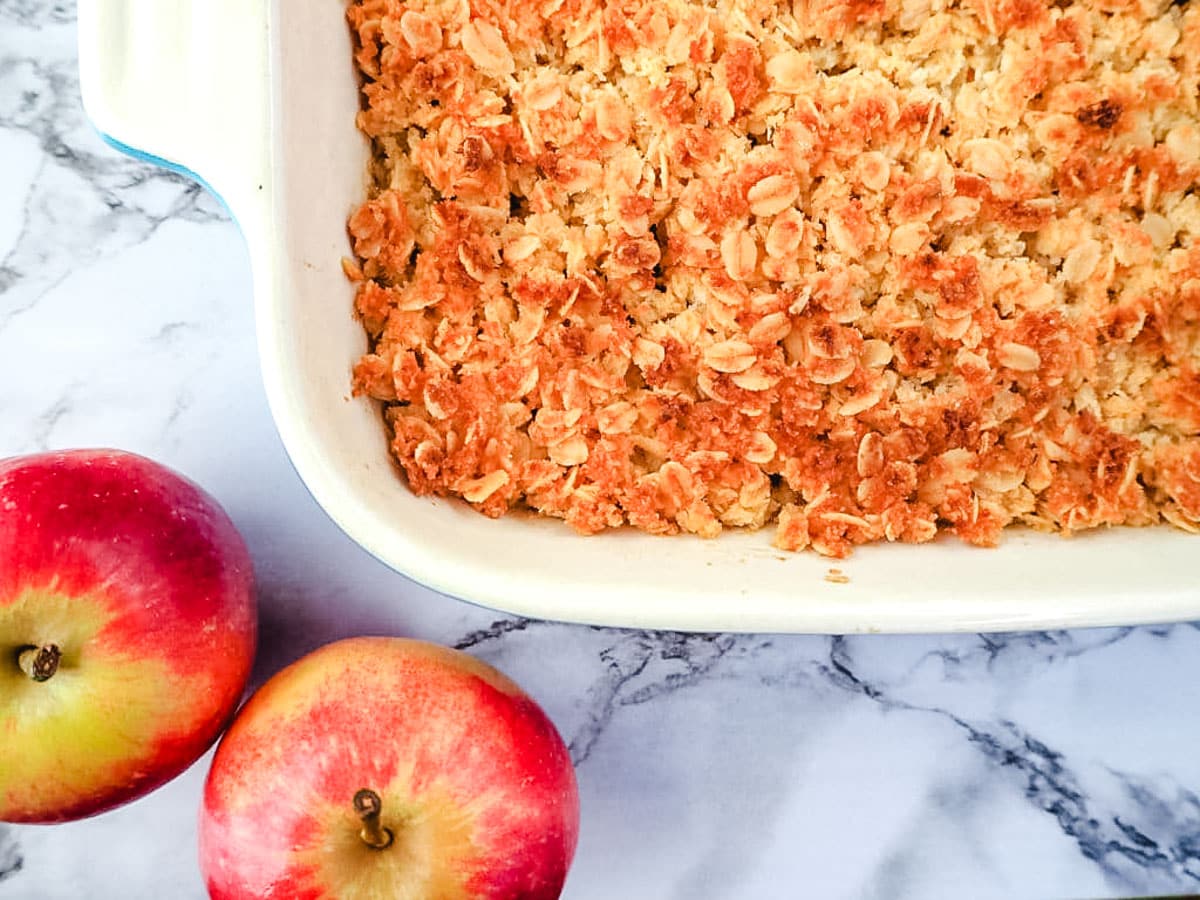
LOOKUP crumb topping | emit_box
[347,0,1200,556]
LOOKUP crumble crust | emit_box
[347,0,1200,556]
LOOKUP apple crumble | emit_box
[345,0,1200,556]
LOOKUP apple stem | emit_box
[18,644,62,683]
[353,789,394,850]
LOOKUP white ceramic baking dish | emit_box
[76,0,1199,633]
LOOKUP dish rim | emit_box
[77,0,1200,634]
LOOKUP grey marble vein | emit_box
[453,616,536,650]
[0,827,20,884]
[26,388,74,452]
[0,1,74,28]
[0,34,223,331]
[821,633,1200,895]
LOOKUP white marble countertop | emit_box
[4,3,1200,898]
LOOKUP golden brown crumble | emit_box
[346,0,1200,557]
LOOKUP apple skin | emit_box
[200,637,580,900]
[0,449,257,823]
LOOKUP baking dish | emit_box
[76,0,1200,633]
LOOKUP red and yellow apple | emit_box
[0,449,257,823]
[200,637,580,899]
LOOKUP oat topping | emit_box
[347,0,1200,557]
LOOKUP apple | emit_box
[0,449,257,823]
[200,637,580,899]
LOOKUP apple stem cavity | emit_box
[17,644,62,683]
[353,789,394,851]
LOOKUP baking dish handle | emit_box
[77,0,272,231]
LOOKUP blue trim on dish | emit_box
[98,132,234,219]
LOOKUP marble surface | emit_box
[3,3,1200,898]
